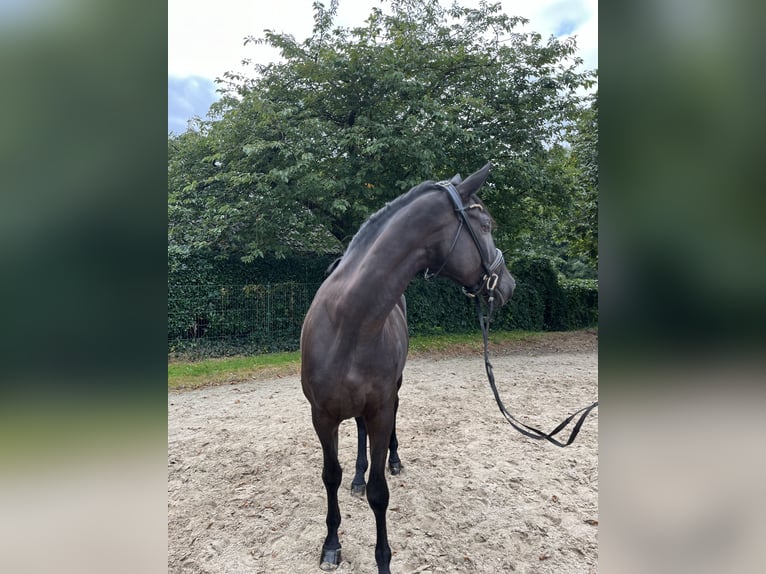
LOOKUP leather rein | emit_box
[425,181,598,447]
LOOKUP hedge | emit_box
[404,256,597,335]
[168,255,597,358]
[168,282,321,358]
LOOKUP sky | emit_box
[168,0,597,134]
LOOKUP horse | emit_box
[300,163,515,573]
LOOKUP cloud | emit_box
[502,0,597,72]
[167,76,219,135]
[539,0,589,35]
[569,0,598,73]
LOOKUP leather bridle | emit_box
[423,180,598,447]
[423,181,506,302]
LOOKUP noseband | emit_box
[423,181,505,301]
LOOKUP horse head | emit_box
[428,163,516,307]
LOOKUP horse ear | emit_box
[450,173,462,185]
[456,162,492,200]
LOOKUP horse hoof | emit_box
[319,547,342,570]
[350,483,366,498]
[389,461,402,475]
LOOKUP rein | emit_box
[428,180,598,447]
[474,294,598,447]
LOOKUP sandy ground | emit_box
[168,331,598,573]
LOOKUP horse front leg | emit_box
[365,411,395,574]
[351,416,368,497]
[312,411,343,570]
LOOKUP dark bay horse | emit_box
[300,163,515,573]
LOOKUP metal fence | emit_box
[168,282,321,359]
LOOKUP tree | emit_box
[168,0,596,266]
[508,93,598,278]
[568,93,598,268]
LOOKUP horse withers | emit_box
[300,163,515,573]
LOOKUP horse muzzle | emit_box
[493,270,515,307]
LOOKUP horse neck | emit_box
[331,193,445,332]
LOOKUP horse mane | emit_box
[344,180,438,256]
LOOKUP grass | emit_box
[407,329,546,355]
[168,330,553,390]
[168,350,301,390]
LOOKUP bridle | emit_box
[424,180,598,447]
[423,181,505,301]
